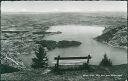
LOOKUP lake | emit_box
[21,25,127,67]
[45,25,127,66]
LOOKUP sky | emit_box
[1,1,127,13]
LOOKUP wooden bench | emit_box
[54,55,91,69]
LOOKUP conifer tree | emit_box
[100,54,112,66]
[31,45,48,69]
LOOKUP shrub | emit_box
[99,54,112,66]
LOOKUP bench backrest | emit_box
[54,55,91,68]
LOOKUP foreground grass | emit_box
[1,64,127,81]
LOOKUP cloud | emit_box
[1,1,127,13]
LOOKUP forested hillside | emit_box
[95,22,127,49]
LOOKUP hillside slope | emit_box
[1,64,127,81]
[95,23,127,49]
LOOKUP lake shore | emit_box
[94,38,127,50]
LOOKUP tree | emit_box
[99,54,112,66]
[31,45,48,69]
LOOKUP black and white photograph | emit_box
[1,1,127,81]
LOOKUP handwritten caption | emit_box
[82,74,122,77]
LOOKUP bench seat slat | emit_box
[54,56,91,60]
